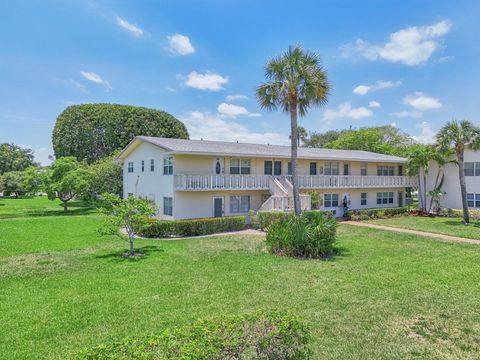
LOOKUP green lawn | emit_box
[1,198,480,359]
[368,215,480,240]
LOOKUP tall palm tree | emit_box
[436,120,480,223]
[256,46,330,214]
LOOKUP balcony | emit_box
[174,174,418,191]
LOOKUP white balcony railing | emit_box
[174,174,418,191]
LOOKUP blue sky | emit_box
[1,0,480,164]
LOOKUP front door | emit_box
[398,165,403,176]
[398,192,404,207]
[213,157,224,174]
[213,197,223,217]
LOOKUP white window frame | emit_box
[230,159,251,175]
[150,159,155,172]
[377,192,394,205]
[163,197,173,216]
[467,193,480,208]
[309,162,317,175]
[377,166,394,176]
[361,192,367,206]
[464,162,475,176]
[127,162,134,173]
[163,157,173,175]
[324,193,339,208]
[361,163,367,176]
[229,195,250,213]
[324,162,339,176]
[141,160,145,172]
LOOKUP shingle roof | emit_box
[130,136,406,163]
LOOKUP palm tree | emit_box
[256,45,330,214]
[289,126,308,146]
[436,120,480,223]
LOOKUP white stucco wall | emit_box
[122,142,174,219]
[425,149,480,209]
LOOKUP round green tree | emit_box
[52,104,189,163]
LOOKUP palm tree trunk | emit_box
[417,174,424,212]
[457,148,470,223]
[290,103,301,215]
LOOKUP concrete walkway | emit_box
[346,221,480,245]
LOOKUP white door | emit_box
[213,157,225,174]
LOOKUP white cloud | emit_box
[184,71,228,91]
[391,110,423,118]
[60,79,86,92]
[167,34,195,55]
[413,122,436,144]
[353,80,401,95]
[323,102,373,122]
[217,103,261,118]
[342,20,452,66]
[80,71,111,90]
[368,101,381,108]
[403,92,442,110]
[226,94,248,101]
[180,111,287,145]
[353,85,370,95]
[116,17,143,37]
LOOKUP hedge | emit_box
[137,216,246,238]
[250,210,334,230]
[437,208,480,220]
[346,207,409,220]
[74,311,312,359]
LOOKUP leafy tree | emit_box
[23,167,47,195]
[44,157,93,213]
[52,104,189,163]
[0,171,26,198]
[257,45,330,214]
[100,193,156,256]
[85,152,123,200]
[436,120,480,223]
[303,129,350,148]
[324,126,414,156]
[0,143,38,175]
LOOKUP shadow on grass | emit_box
[95,245,164,263]
[443,220,480,228]
[0,200,99,219]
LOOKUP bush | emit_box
[74,311,311,360]
[437,208,480,220]
[346,207,409,220]
[250,211,289,230]
[137,216,246,238]
[266,211,337,258]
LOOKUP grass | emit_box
[1,197,480,359]
[367,215,480,240]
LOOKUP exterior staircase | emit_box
[258,176,311,212]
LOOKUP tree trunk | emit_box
[457,146,470,224]
[417,174,424,212]
[423,173,427,214]
[63,201,68,214]
[129,237,135,256]
[290,103,301,215]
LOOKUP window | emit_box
[264,160,273,175]
[141,160,145,172]
[361,192,367,206]
[310,162,317,175]
[467,193,480,208]
[163,197,173,216]
[465,162,475,176]
[343,163,350,175]
[163,157,173,175]
[476,163,480,176]
[361,163,367,176]
[230,159,251,174]
[230,195,250,213]
[398,165,403,176]
[287,162,292,175]
[377,166,394,176]
[324,162,339,175]
[127,162,134,173]
[324,193,339,207]
[150,159,155,172]
[377,192,394,205]
[274,161,282,175]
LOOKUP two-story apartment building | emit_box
[116,136,417,219]
[424,148,480,210]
